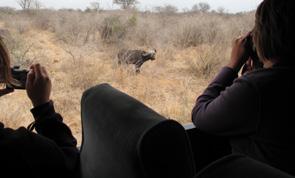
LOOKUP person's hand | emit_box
[227,33,251,73]
[241,59,254,75]
[0,87,14,97]
[26,64,52,107]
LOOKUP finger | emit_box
[41,67,50,83]
[246,31,252,37]
[26,69,35,85]
[242,31,251,39]
[41,66,49,78]
[234,33,249,43]
[233,37,244,46]
[232,38,239,46]
[241,32,252,42]
[234,36,242,43]
[33,64,42,79]
[237,36,248,46]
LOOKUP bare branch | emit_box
[16,0,41,10]
[113,0,137,9]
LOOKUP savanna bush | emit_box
[175,24,204,48]
[100,14,138,44]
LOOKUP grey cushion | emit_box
[80,83,196,178]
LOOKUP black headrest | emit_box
[80,83,195,178]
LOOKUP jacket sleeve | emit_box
[192,67,261,136]
[30,101,79,170]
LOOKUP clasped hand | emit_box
[0,64,51,108]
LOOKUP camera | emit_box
[6,66,29,90]
[244,34,263,69]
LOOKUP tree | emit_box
[217,7,225,14]
[17,0,32,10]
[16,0,41,10]
[90,2,100,11]
[32,0,42,9]
[85,2,100,12]
[113,0,137,9]
[163,5,178,14]
[198,2,210,13]
[191,4,199,12]
[154,5,178,14]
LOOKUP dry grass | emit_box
[0,9,255,144]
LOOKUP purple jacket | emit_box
[192,65,295,175]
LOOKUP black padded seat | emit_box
[196,154,294,178]
[80,83,196,178]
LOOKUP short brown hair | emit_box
[253,0,295,64]
[0,36,13,84]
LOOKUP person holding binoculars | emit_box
[192,0,295,175]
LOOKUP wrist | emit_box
[31,98,50,107]
[30,100,55,121]
[227,61,242,73]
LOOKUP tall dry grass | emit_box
[0,8,255,143]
